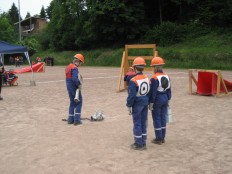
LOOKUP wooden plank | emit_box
[216,72,221,97]
[118,44,157,92]
[124,46,129,89]
[219,72,228,94]
[117,51,125,92]
[144,67,153,71]
[191,74,198,86]
[155,51,158,57]
[190,69,219,73]
[189,70,193,94]
[126,44,156,49]
[128,56,154,60]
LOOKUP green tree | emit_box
[25,12,31,19]
[40,5,46,18]
[84,0,147,46]
[46,0,55,20]
[197,0,232,27]
[47,0,87,50]
[8,3,20,24]
[18,37,40,56]
[0,13,16,42]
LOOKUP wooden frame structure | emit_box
[189,69,232,97]
[117,44,158,92]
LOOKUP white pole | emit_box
[18,0,21,42]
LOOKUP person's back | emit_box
[127,72,150,107]
[124,67,136,85]
[0,61,5,100]
[149,57,172,145]
[126,57,150,150]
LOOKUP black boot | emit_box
[151,139,162,145]
[130,143,146,150]
[73,121,82,126]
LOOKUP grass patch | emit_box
[29,32,232,70]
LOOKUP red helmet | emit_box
[74,53,84,63]
[132,57,146,67]
[150,57,165,66]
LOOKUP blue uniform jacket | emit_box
[149,70,171,105]
[126,72,150,107]
[65,64,81,95]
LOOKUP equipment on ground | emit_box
[91,111,105,121]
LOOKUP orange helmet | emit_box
[132,57,146,67]
[74,53,84,63]
[150,57,165,66]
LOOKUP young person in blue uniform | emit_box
[65,53,84,126]
[124,66,136,92]
[126,57,150,150]
[0,60,5,100]
[124,66,136,85]
[149,57,172,144]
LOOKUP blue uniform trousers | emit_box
[68,94,82,123]
[67,86,82,123]
[132,105,148,146]
[152,103,167,140]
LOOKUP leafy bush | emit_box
[143,22,185,46]
[18,37,40,56]
[143,22,211,47]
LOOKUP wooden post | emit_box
[219,71,228,94]
[216,71,221,97]
[117,51,125,92]
[189,70,192,94]
[117,44,156,92]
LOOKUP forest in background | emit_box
[0,0,232,69]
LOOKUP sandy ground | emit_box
[0,65,232,174]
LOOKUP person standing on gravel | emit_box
[126,57,150,150]
[0,60,5,100]
[149,57,172,145]
[65,53,84,126]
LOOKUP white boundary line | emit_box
[21,72,189,85]
[33,76,119,84]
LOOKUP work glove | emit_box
[127,107,132,115]
[149,103,154,110]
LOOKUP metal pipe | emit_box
[18,0,21,41]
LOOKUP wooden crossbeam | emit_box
[117,44,157,92]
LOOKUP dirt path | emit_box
[0,66,232,174]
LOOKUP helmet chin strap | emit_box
[133,66,137,73]
[74,62,81,67]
